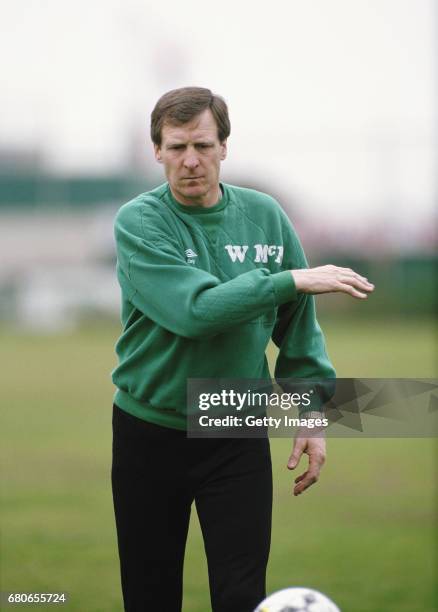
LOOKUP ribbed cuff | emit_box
[271,270,297,305]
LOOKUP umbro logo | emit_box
[185,248,198,264]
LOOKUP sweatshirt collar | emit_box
[164,183,229,215]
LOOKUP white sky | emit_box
[1,0,436,223]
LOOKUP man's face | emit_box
[154,108,227,207]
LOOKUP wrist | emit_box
[290,269,305,291]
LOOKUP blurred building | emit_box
[0,165,436,331]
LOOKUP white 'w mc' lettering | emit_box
[254,244,284,264]
[225,244,284,264]
[224,245,249,263]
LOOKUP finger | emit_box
[325,265,373,287]
[352,271,374,285]
[337,283,368,299]
[287,439,306,469]
[339,267,370,283]
[293,471,319,496]
[287,448,304,469]
[308,446,325,469]
[294,472,307,484]
[350,278,374,291]
[355,273,373,285]
[339,266,358,276]
[339,274,374,292]
[353,278,374,291]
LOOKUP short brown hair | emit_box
[150,86,231,146]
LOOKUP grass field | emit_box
[0,316,436,611]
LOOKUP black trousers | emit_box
[111,404,272,612]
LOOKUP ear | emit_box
[220,140,227,161]
[154,144,163,163]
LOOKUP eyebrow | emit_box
[165,140,215,148]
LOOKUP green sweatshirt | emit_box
[112,182,335,429]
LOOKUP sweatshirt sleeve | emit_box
[271,215,336,410]
[115,203,297,339]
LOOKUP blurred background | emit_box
[1,0,436,610]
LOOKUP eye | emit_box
[196,143,212,149]
[168,144,185,150]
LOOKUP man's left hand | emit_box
[287,435,326,496]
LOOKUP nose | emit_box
[183,151,200,170]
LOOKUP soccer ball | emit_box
[254,587,340,612]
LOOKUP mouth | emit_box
[182,176,203,181]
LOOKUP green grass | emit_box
[0,318,436,611]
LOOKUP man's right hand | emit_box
[291,265,374,299]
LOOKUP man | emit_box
[111,87,374,612]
